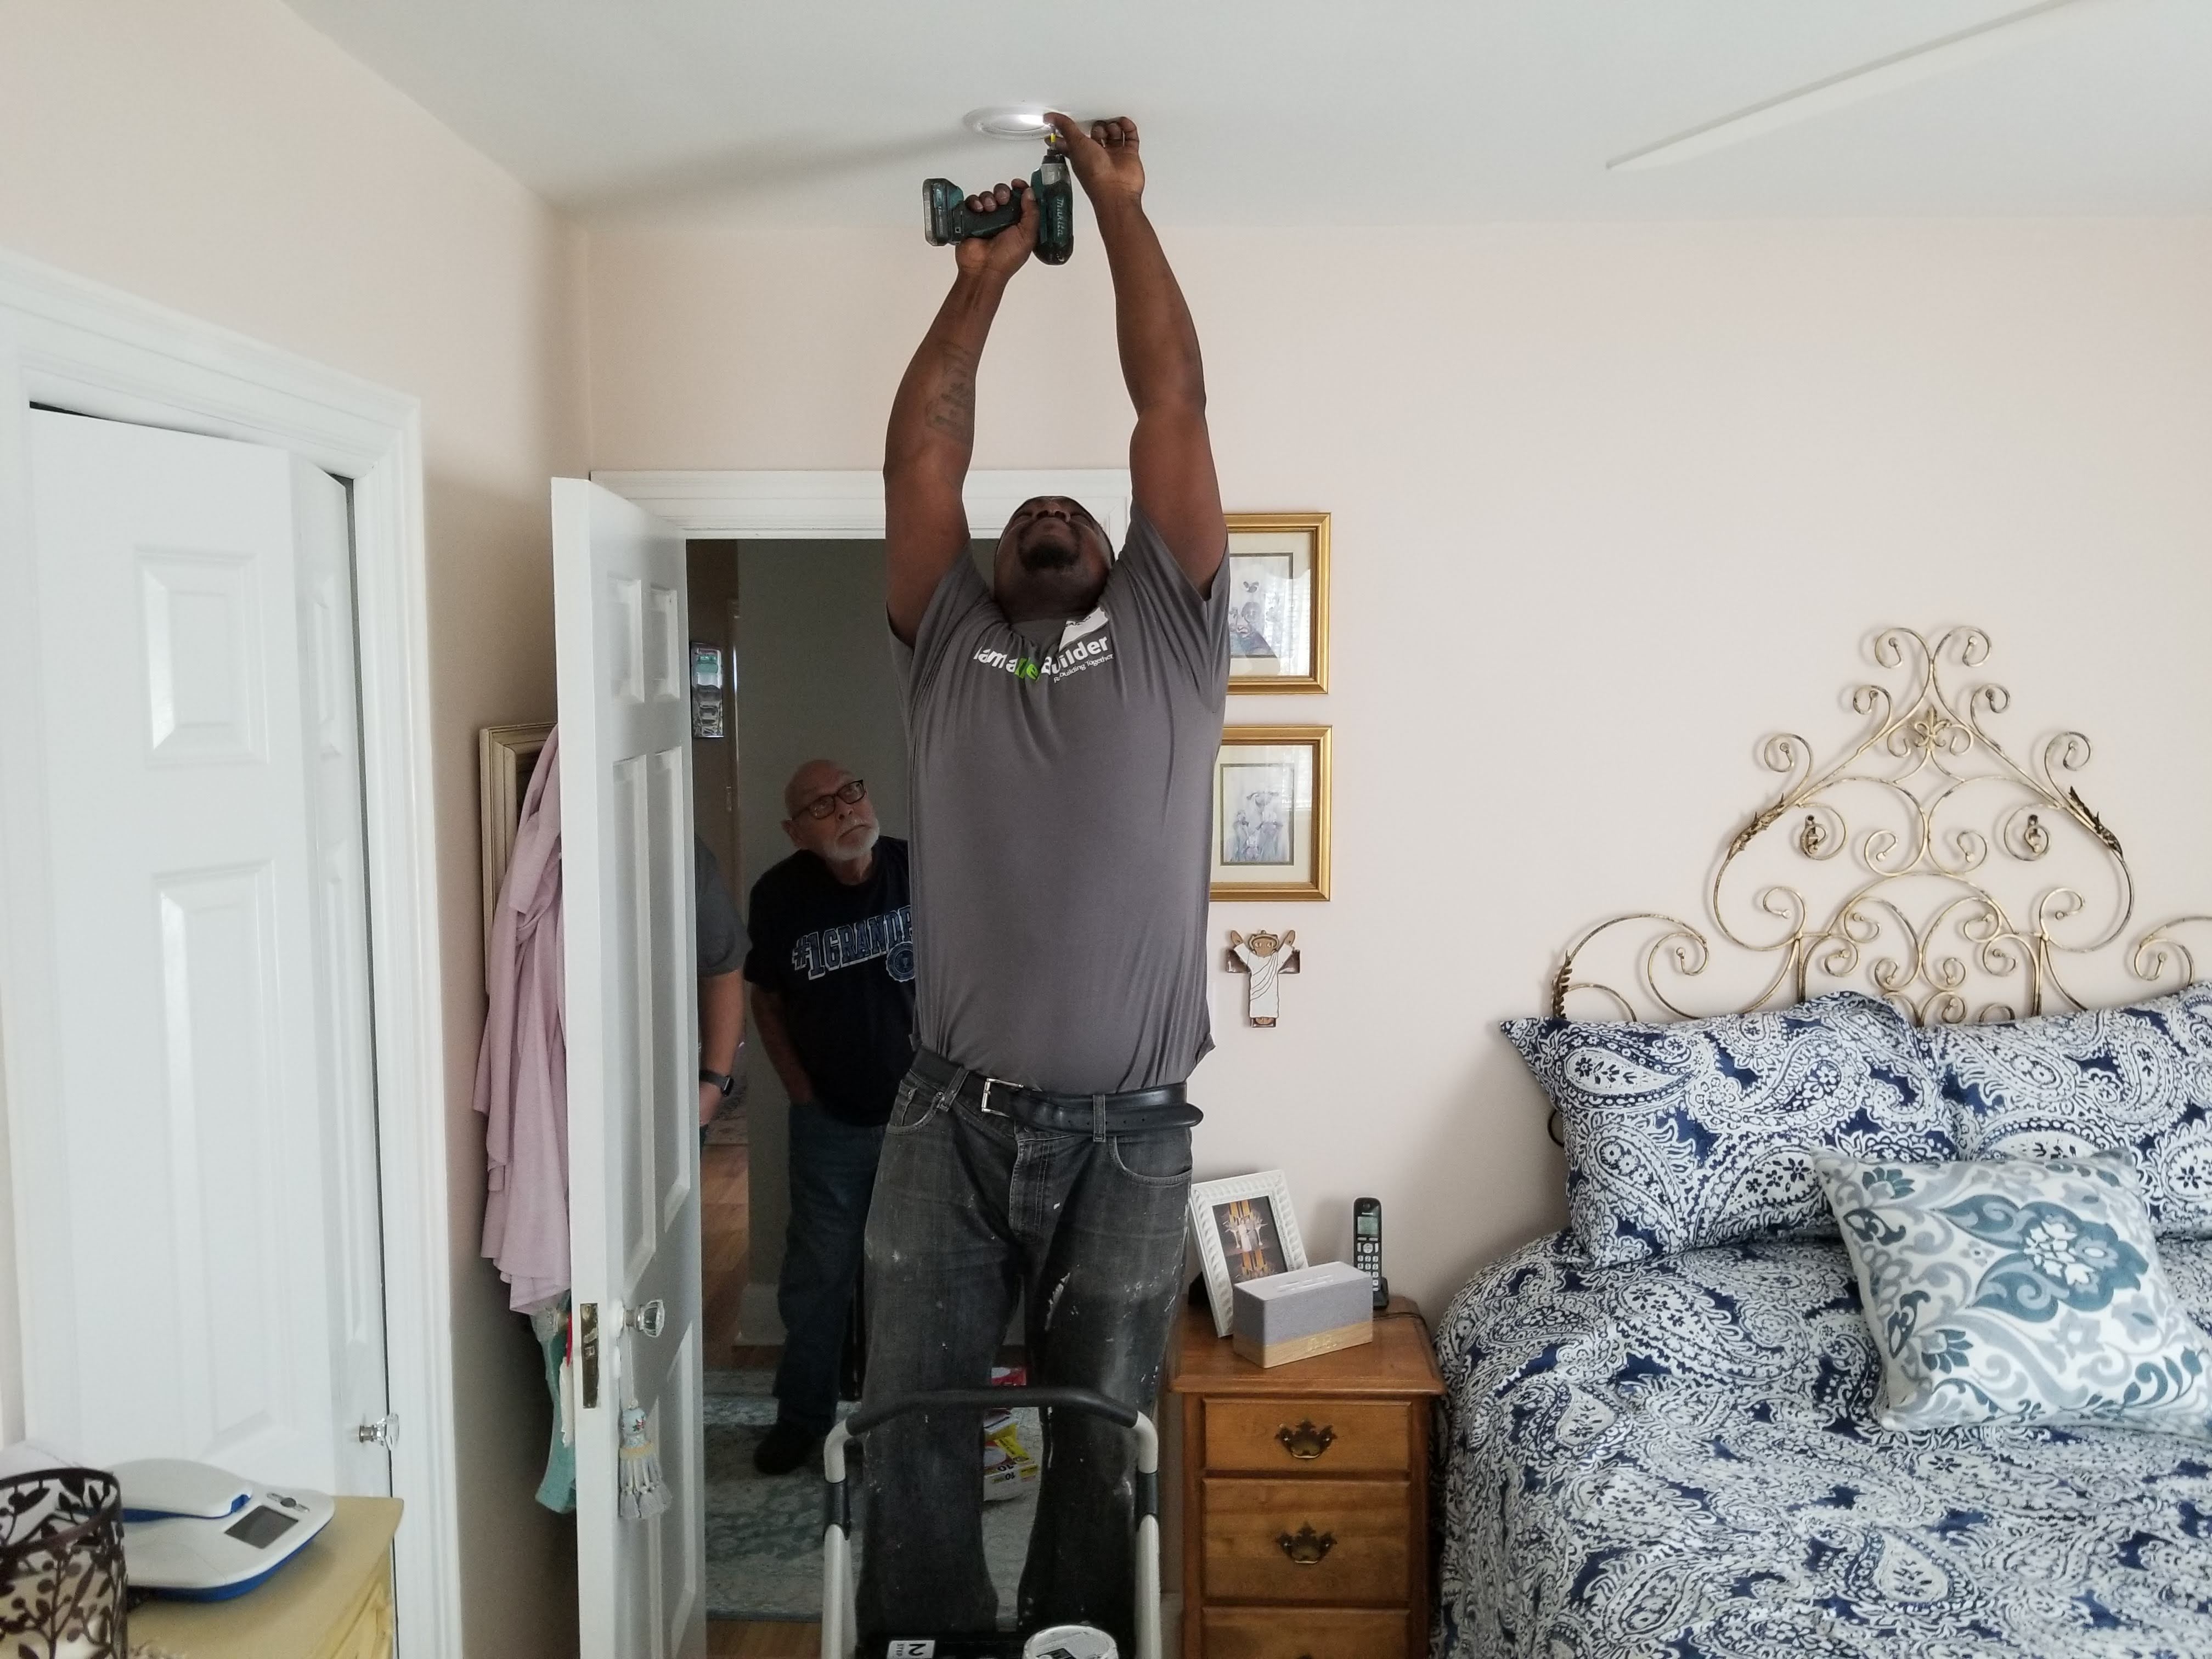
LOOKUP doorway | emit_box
[690,537,910,1644]
[693,538,911,1363]
[585,466,1127,1652]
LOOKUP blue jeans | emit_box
[772,1101,887,1435]
[856,1066,1192,1652]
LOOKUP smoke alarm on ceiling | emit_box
[963,106,1056,140]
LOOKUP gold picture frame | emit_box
[1210,725,1331,901]
[1224,512,1329,694]
[479,721,554,955]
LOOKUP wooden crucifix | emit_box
[1226,928,1301,1027]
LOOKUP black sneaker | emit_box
[752,1418,821,1476]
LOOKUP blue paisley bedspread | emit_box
[1434,1231,2212,1659]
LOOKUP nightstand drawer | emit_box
[1201,1608,1408,1659]
[1205,1400,1409,1475]
[1202,1478,1410,1605]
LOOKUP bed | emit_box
[1433,628,2212,1659]
[1436,1231,2212,1657]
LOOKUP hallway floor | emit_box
[704,1101,815,1656]
[702,1106,752,1361]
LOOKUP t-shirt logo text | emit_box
[971,630,1116,686]
[790,905,915,983]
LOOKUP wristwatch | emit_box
[699,1068,735,1098]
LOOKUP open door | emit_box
[554,478,708,1659]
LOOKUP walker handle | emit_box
[844,1385,1137,1436]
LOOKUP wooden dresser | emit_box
[128,1496,402,1659]
[1169,1297,1443,1659]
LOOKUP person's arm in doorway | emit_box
[698,969,745,1127]
[883,176,1040,644]
[749,984,816,1109]
[1048,114,1226,595]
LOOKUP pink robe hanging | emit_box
[475,728,569,1312]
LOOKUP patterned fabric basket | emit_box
[0,1466,126,1657]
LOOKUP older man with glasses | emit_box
[742,758,916,1472]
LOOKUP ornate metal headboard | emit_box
[1554,626,2212,1027]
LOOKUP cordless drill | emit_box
[922,136,1074,265]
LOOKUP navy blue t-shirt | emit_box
[742,838,915,1127]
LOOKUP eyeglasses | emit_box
[798,778,867,821]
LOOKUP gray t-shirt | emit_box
[892,509,1229,1092]
[695,836,748,977]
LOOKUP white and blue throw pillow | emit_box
[1816,1150,2212,1436]
[1503,991,1952,1265]
[1918,982,2212,1240]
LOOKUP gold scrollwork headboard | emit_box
[1553,625,2212,1027]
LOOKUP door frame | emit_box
[590,467,1133,1341]
[591,469,1135,546]
[0,249,460,1655]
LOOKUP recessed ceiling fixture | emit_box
[963,106,1057,140]
[1608,0,2125,172]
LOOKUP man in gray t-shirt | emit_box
[861,115,1228,1650]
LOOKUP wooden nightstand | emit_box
[1168,1296,1443,1659]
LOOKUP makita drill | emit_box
[922,136,1074,265]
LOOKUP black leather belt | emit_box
[910,1048,1203,1134]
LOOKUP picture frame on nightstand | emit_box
[1189,1170,1308,1337]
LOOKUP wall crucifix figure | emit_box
[1226,928,1301,1026]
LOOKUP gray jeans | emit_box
[856,1065,1192,1651]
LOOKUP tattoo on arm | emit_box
[925,351,977,441]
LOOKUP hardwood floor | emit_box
[702,1111,752,1361]
[707,1620,817,1657]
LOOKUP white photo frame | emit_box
[1188,1170,1308,1338]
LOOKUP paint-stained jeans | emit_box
[856,1066,1192,1652]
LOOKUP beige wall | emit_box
[588,217,2212,1316]
[0,2,585,1652]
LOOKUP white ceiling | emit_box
[281,0,2212,227]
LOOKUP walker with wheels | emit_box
[819,1386,1162,1659]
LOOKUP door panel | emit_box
[554,477,706,1659]
[14,411,388,1494]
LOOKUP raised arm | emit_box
[883,180,1038,644]
[1049,114,1226,595]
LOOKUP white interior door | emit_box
[9,410,390,1494]
[554,478,707,1659]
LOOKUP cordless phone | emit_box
[1353,1197,1386,1310]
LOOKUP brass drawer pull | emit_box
[1276,1524,1335,1565]
[1276,1420,1336,1460]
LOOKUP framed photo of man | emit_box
[1189,1170,1310,1337]
[1210,726,1330,901]
[1224,512,1328,694]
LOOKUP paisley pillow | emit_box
[1503,991,1951,1266]
[1919,983,2212,1239]
[1815,1151,2212,1436]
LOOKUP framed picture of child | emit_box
[1225,514,1328,694]
[1189,1170,1309,1337]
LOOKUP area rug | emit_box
[705,1370,1039,1623]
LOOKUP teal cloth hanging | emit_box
[529,1299,576,1513]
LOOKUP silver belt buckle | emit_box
[978,1076,1008,1116]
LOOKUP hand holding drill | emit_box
[923,114,1150,269]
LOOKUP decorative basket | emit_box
[0,1466,126,1657]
